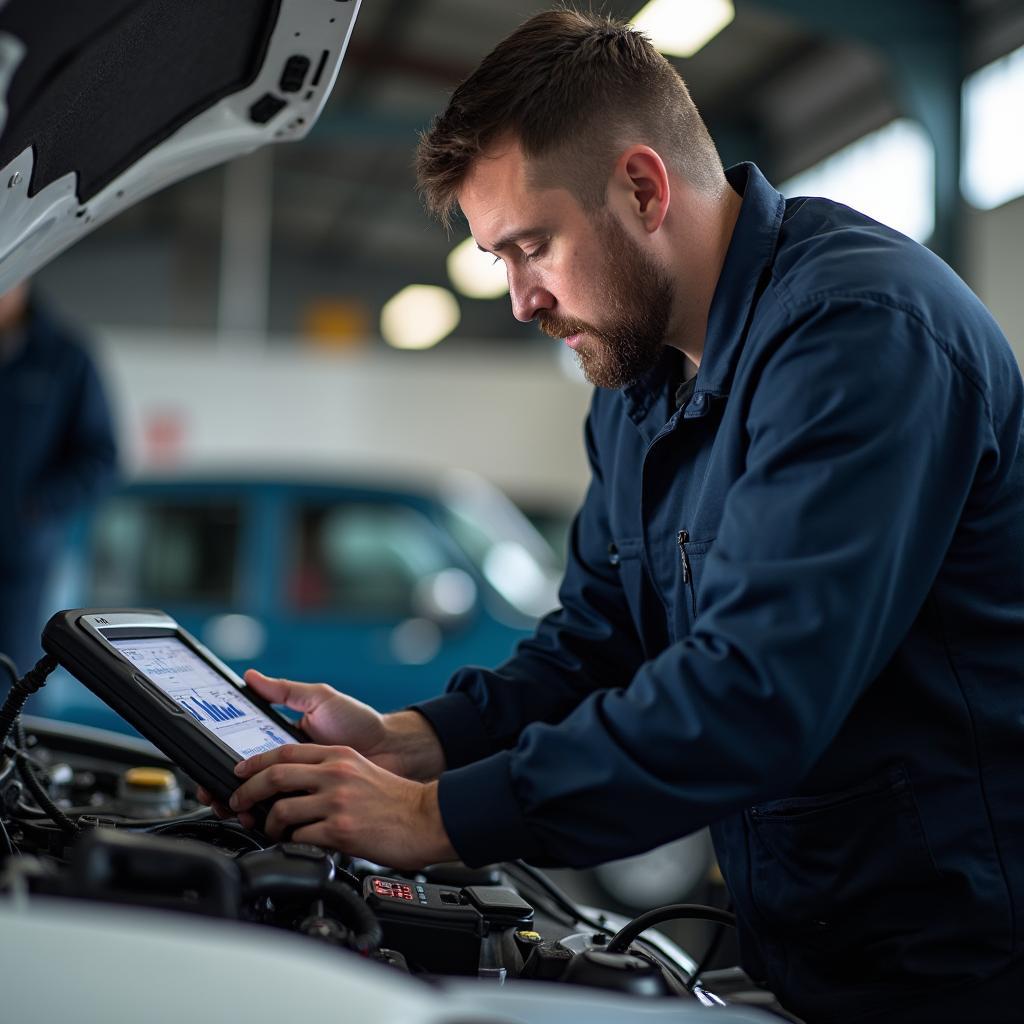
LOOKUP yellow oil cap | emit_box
[123,766,177,791]
[515,930,542,943]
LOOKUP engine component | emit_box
[117,766,183,817]
[520,938,574,981]
[240,842,383,955]
[561,948,674,997]
[462,883,534,928]
[0,717,786,1018]
[364,874,484,974]
[66,829,241,918]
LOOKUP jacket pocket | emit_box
[747,764,942,967]
[672,531,715,637]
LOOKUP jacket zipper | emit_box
[676,530,691,581]
[677,529,697,617]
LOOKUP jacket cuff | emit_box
[438,752,542,867]
[408,692,494,770]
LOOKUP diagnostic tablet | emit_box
[42,609,307,817]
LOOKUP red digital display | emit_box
[373,878,413,901]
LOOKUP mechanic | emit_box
[0,281,117,675]
[210,11,1024,1022]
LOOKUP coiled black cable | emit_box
[0,654,57,750]
[504,861,699,993]
[12,721,79,836]
[507,859,616,935]
[605,902,737,954]
[0,814,13,857]
[0,657,78,836]
[146,816,266,853]
[321,879,383,955]
[687,915,731,991]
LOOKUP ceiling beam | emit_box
[745,0,965,270]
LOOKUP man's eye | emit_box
[524,244,547,262]
[491,256,502,266]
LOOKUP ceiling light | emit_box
[380,285,460,350]
[447,236,509,299]
[631,0,734,58]
[962,43,1024,210]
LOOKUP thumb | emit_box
[243,669,325,713]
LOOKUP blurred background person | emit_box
[0,280,117,679]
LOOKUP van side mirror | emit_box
[412,568,478,629]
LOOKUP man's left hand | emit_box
[228,743,457,869]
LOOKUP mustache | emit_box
[536,313,596,341]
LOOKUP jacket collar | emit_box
[622,162,785,431]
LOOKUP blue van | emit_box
[34,471,564,734]
[33,474,711,914]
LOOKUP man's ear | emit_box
[609,145,670,233]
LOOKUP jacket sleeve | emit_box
[411,387,647,770]
[30,344,118,520]
[432,298,1003,868]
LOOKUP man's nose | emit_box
[509,276,554,323]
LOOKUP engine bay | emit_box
[0,713,792,1022]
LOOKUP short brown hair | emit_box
[416,8,723,230]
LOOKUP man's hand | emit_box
[239,670,445,780]
[227,743,457,869]
[194,670,449,852]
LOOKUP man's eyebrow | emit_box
[476,227,547,254]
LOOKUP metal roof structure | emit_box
[26,0,1024,343]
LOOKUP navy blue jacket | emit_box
[0,301,117,671]
[415,164,1024,1020]
[0,301,117,569]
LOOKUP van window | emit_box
[289,503,450,617]
[90,498,241,606]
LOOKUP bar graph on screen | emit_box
[181,693,246,723]
[110,637,294,758]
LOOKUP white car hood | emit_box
[0,0,359,292]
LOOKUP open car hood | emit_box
[0,0,360,292]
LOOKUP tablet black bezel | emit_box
[42,608,307,816]
[93,621,306,754]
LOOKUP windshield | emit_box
[437,470,562,621]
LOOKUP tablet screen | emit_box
[109,636,294,759]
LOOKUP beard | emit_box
[537,210,674,389]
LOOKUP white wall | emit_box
[95,330,594,512]
[967,193,1024,369]
[91,197,1022,520]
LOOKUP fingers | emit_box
[195,784,233,820]
[289,822,335,849]
[230,760,336,812]
[234,742,330,780]
[263,794,326,841]
[243,670,327,713]
[226,752,448,866]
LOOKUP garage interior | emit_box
[1,1,1023,1019]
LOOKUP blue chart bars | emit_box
[181,692,246,723]
[110,637,293,757]
[178,687,292,748]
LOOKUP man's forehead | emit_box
[458,140,531,218]
[457,142,578,248]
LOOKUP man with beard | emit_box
[212,10,1024,1021]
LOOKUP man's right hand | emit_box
[195,670,446,817]
[240,669,445,781]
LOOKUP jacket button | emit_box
[607,542,620,567]
[690,393,706,412]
